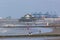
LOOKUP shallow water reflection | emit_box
[0,27,53,36]
[0,37,60,40]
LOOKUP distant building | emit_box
[19,14,37,22]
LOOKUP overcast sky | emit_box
[0,0,60,18]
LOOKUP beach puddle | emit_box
[28,27,53,34]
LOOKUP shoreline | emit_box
[0,34,60,38]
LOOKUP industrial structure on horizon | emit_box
[0,13,59,27]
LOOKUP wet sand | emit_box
[0,35,60,40]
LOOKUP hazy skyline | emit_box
[0,0,60,18]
